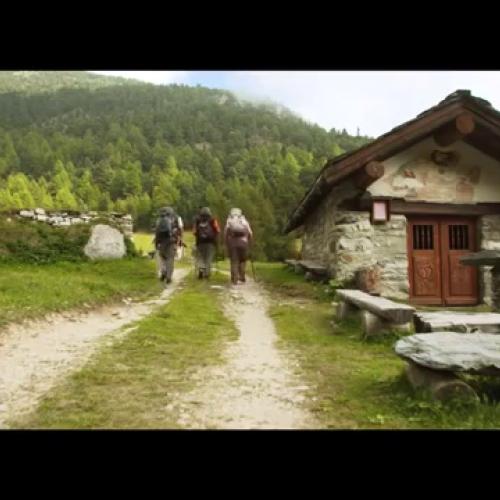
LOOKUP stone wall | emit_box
[10,209,134,237]
[479,214,500,305]
[301,180,409,300]
[302,180,361,270]
[303,193,500,304]
[331,211,409,300]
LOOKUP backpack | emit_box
[227,215,247,238]
[197,218,216,242]
[156,214,177,241]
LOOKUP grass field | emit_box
[256,263,500,429]
[0,258,165,328]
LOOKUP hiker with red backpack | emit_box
[224,208,253,285]
[193,207,220,279]
[153,206,182,285]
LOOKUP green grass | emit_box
[253,262,334,302]
[0,258,163,328]
[259,263,500,429]
[132,232,155,255]
[10,271,238,429]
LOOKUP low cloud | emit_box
[89,71,500,137]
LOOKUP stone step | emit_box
[414,311,500,333]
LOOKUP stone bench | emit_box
[336,289,415,337]
[284,259,301,273]
[394,332,500,401]
[298,260,329,281]
[284,259,329,281]
[414,311,500,333]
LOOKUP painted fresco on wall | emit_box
[384,158,481,202]
[368,138,500,203]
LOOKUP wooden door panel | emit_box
[408,219,442,304]
[447,253,476,296]
[412,255,442,300]
[440,218,478,305]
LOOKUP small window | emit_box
[413,225,434,250]
[449,225,469,250]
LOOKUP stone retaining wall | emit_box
[5,209,133,237]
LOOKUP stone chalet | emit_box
[285,90,500,307]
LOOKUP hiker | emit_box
[193,206,220,279]
[224,208,253,285]
[153,206,182,285]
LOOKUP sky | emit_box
[91,71,500,138]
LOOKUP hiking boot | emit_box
[166,277,172,284]
[198,270,203,280]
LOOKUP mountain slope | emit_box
[0,71,145,94]
[0,71,372,259]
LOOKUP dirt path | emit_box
[171,278,317,429]
[0,268,189,428]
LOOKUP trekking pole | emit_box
[250,257,257,282]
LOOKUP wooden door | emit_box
[440,218,478,305]
[408,218,443,305]
[408,216,478,306]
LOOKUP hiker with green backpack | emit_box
[193,206,220,279]
[224,208,253,285]
[153,206,182,285]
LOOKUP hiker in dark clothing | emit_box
[224,208,253,285]
[154,206,182,285]
[193,206,220,279]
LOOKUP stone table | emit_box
[461,250,500,310]
[395,331,500,401]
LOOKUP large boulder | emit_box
[84,224,126,260]
[395,332,500,376]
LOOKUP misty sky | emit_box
[91,71,500,138]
